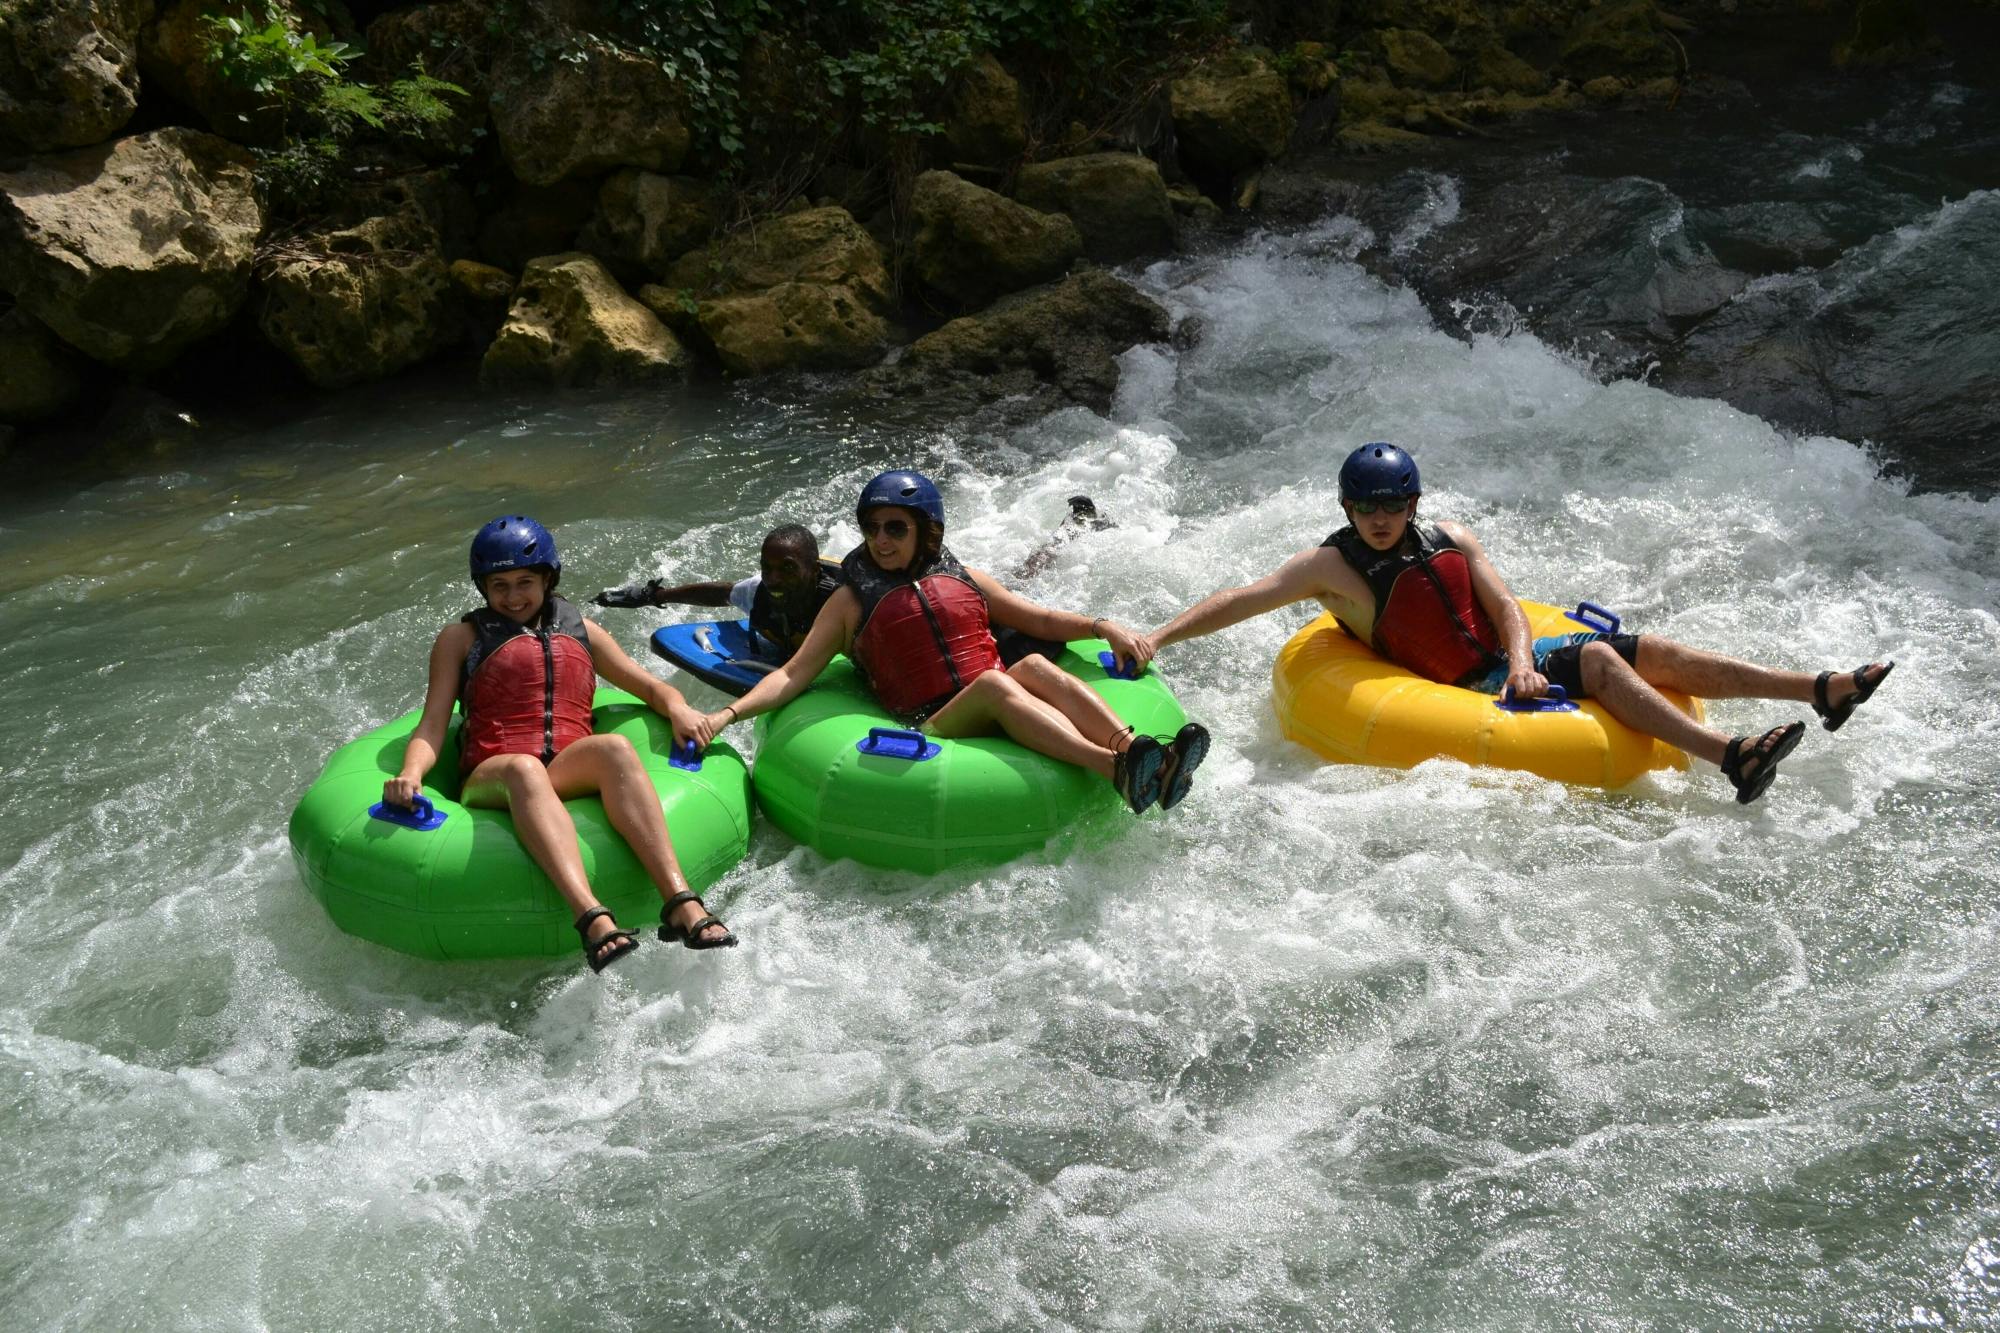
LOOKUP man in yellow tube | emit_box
[1128,442,1892,805]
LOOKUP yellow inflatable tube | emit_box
[1271,600,1705,788]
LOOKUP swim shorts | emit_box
[1464,631,1641,700]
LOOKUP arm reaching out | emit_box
[689,588,858,746]
[1136,547,1330,661]
[583,619,705,748]
[968,570,1152,671]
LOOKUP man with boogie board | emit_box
[596,524,840,667]
[1127,442,1894,805]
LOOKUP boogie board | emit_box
[649,620,774,696]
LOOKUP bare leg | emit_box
[547,734,729,945]
[462,753,631,965]
[1579,640,1790,768]
[923,669,1119,779]
[1004,656,1139,749]
[1632,638,1875,709]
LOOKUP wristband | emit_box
[1091,617,1106,637]
[721,705,737,724]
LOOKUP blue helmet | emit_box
[469,514,561,588]
[1339,442,1421,502]
[856,469,945,528]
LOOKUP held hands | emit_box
[382,774,423,811]
[688,706,739,750]
[665,700,706,753]
[1099,620,1155,674]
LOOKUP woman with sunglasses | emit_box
[1125,442,1893,805]
[687,470,1210,814]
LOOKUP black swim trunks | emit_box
[1465,631,1641,700]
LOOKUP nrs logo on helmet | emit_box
[1338,443,1421,502]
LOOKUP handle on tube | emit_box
[368,793,449,830]
[1495,683,1579,714]
[1564,601,1622,635]
[856,727,941,761]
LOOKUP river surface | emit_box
[6,95,2000,1331]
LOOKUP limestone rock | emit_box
[257,211,453,388]
[0,0,150,153]
[1014,153,1176,265]
[864,269,1170,413]
[1171,56,1294,193]
[696,283,890,375]
[490,39,690,186]
[578,170,717,279]
[359,0,490,161]
[0,309,87,422]
[1470,43,1548,95]
[941,53,1026,169]
[140,0,342,144]
[482,252,686,387]
[0,127,263,370]
[1559,0,1677,82]
[1377,29,1459,87]
[909,170,1079,312]
[666,206,892,312]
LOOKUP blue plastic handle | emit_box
[1564,600,1622,635]
[1495,684,1579,714]
[368,794,448,830]
[856,727,941,762]
[1098,650,1142,680]
[669,740,703,772]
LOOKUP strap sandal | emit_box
[1720,721,1805,805]
[659,890,738,950]
[573,906,640,974]
[1111,734,1165,814]
[1812,660,1894,733]
[1156,723,1211,812]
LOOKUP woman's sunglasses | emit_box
[861,517,913,539]
[1350,496,1415,515]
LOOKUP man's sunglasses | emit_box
[861,517,913,539]
[1350,496,1416,515]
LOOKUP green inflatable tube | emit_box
[752,640,1190,874]
[289,689,752,960]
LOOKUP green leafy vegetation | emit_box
[202,5,467,214]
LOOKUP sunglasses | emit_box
[861,517,913,539]
[1349,496,1415,515]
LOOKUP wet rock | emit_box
[0,309,86,422]
[1171,55,1294,197]
[1663,191,2000,479]
[482,251,686,386]
[1377,29,1459,88]
[0,128,263,371]
[862,269,1170,414]
[257,210,454,388]
[1581,75,1626,101]
[1397,168,1747,372]
[95,383,199,457]
[942,54,1027,170]
[489,39,689,186]
[476,181,595,273]
[1559,0,1678,82]
[909,170,1080,311]
[578,170,718,281]
[1014,153,1177,265]
[0,0,149,153]
[358,0,491,161]
[666,205,892,311]
[449,257,514,346]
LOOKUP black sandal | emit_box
[1720,721,1805,805]
[1111,734,1165,814]
[1156,723,1211,812]
[659,890,738,950]
[574,906,640,973]
[1813,660,1894,733]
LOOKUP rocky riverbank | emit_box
[3,0,1995,471]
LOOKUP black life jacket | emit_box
[1323,525,1505,685]
[749,558,843,656]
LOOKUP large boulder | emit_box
[257,211,454,388]
[909,170,1080,312]
[489,39,690,186]
[481,251,686,387]
[941,53,1027,169]
[1377,28,1459,87]
[0,309,87,422]
[578,170,718,280]
[660,204,894,372]
[0,127,263,370]
[1170,55,1294,195]
[1559,0,1678,82]
[1014,152,1176,264]
[0,0,150,154]
[359,0,491,161]
[863,269,1170,413]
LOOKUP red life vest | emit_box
[1324,525,1504,685]
[841,543,1002,720]
[458,595,597,771]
